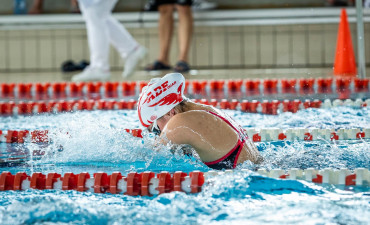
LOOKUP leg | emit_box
[175,4,193,63]
[78,0,115,71]
[28,0,44,14]
[106,15,147,78]
[72,0,116,81]
[70,0,80,13]
[70,0,78,7]
[105,8,147,78]
[106,16,139,59]
[158,4,175,65]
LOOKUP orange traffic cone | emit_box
[333,9,357,77]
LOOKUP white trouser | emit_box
[78,0,138,71]
[365,0,370,8]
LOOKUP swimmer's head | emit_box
[137,73,186,128]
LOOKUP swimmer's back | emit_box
[163,110,240,162]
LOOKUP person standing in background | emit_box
[14,0,28,14]
[145,0,193,73]
[28,0,80,14]
[72,0,147,82]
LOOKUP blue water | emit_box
[0,107,370,224]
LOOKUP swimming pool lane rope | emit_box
[0,169,369,195]
[0,78,369,99]
[0,98,369,116]
[1,128,369,143]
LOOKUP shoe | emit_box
[192,0,217,11]
[174,61,190,73]
[61,60,89,72]
[145,60,172,71]
[62,60,77,72]
[71,66,110,82]
[122,45,147,78]
[76,60,90,70]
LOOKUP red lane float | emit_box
[228,80,243,92]
[46,173,62,189]
[0,171,207,194]
[121,82,136,93]
[18,83,33,98]
[245,80,260,95]
[209,80,225,92]
[0,78,369,99]
[299,78,315,94]
[263,79,278,94]
[354,78,369,92]
[191,80,207,94]
[157,171,173,194]
[52,82,67,95]
[281,79,297,94]
[282,100,301,113]
[30,172,46,190]
[261,100,279,115]
[1,83,15,97]
[0,99,138,116]
[317,78,333,93]
[1,169,368,194]
[0,172,14,191]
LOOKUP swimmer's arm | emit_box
[246,139,263,164]
[160,126,190,146]
[155,130,193,155]
[157,128,188,147]
[157,114,201,155]
[155,118,194,152]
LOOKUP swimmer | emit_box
[137,73,262,170]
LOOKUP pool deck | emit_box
[1,67,367,83]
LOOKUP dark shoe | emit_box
[174,60,190,73]
[61,60,77,72]
[62,60,89,72]
[76,60,90,70]
[145,60,172,71]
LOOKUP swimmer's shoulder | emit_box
[163,110,214,144]
[171,110,215,125]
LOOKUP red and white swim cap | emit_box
[137,73,186,127]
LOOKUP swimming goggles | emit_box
[151,119,161,135]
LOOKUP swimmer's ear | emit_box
[169,108,176,116]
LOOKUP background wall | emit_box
[2,0,327,14]
[1,22,368,73]
[1,5,367,74]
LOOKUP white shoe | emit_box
[192,0,217,11]
[71,67,110,82]
[122,45,147,78]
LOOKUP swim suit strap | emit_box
[204,139,245,169]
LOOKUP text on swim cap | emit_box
[144,81,177,104]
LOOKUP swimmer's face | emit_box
[148,114,171,135]
[149,118,161,135]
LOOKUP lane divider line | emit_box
[1,169,368,194]
[0,128,369,143]
[0,98,369,116]
[0,78,369,99]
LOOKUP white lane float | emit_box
[0,128,369,143]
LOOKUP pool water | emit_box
[0,107,369,224]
